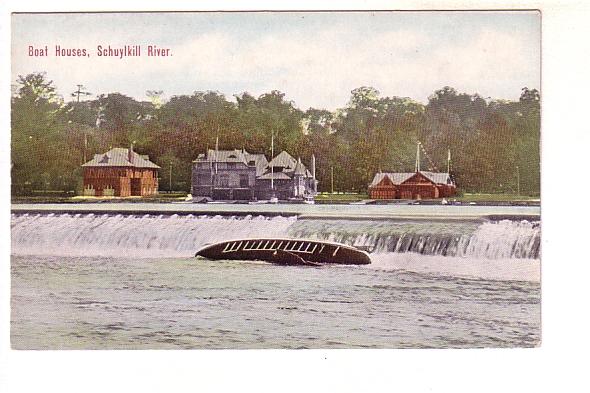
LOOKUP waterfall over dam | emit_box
[11,213,540,260]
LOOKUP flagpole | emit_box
[271,130,274,191]
[415,141,421,172]
[447,149,451,173]
[215,135,219,175]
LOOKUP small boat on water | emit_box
[195,238,371,266]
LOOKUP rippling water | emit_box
[11,255,540,349]
[11,211,540,349]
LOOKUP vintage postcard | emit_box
[10,10,540,350]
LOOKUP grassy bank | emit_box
[455,193,540,202]
[11,192,540,205]
[12,193,188,204]
[314,193,369,203]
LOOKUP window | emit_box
[218,174,230,187]
[228,162,237,169]
[240,174,249,187]
[197,174,210,185]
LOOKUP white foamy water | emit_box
[288,218,540,260]
[11,213,540,282]
[11,213,295,258]
[457,220,540,259]
[11,212,541,349]
[369,253,539,282]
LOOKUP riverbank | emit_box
[11,192,540,206]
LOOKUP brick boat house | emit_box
[368,171,456,200]
[81,147,160,197]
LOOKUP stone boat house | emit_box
[191,148,317,200]
[192,149,268,200]
[81,147,160,197]
[255,151,317,200]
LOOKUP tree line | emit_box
[11,72,540,196]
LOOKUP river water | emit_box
[10,209,541,349]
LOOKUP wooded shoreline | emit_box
[11,73,540,197]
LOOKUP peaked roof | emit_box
[370,172,414,187]
[245,152,269,176]
[193,147,313,180]
[257,172,292,180]
[193,149,269,175]
[82,148,160,169]
[260,151,314,179]
[370,171,453,187]
[201,149,249,164]
[268,150,297,170]
[420,171,453,185]
[293,158,307,176]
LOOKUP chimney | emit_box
[128,144,134,163]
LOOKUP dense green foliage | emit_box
[11,73,540,195]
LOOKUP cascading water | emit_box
[11,213,540,259]
[10,213,295,258]
[288,219,540,259]
[457,220,540,259]
[11,213,540,281]
[11,212,543,349]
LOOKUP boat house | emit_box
[191,149,268,200]
[81,147,160,197]
[368,171,456,200]
[191,149,317,200]
[255,151,317,200]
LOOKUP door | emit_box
[131,178,141,196]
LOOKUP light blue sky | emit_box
[12,11,540,109]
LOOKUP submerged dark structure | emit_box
[195,238,371,266]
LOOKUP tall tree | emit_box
[10,72,541,196]
[11,73,69,193]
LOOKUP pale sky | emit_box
[11,11,540,110]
